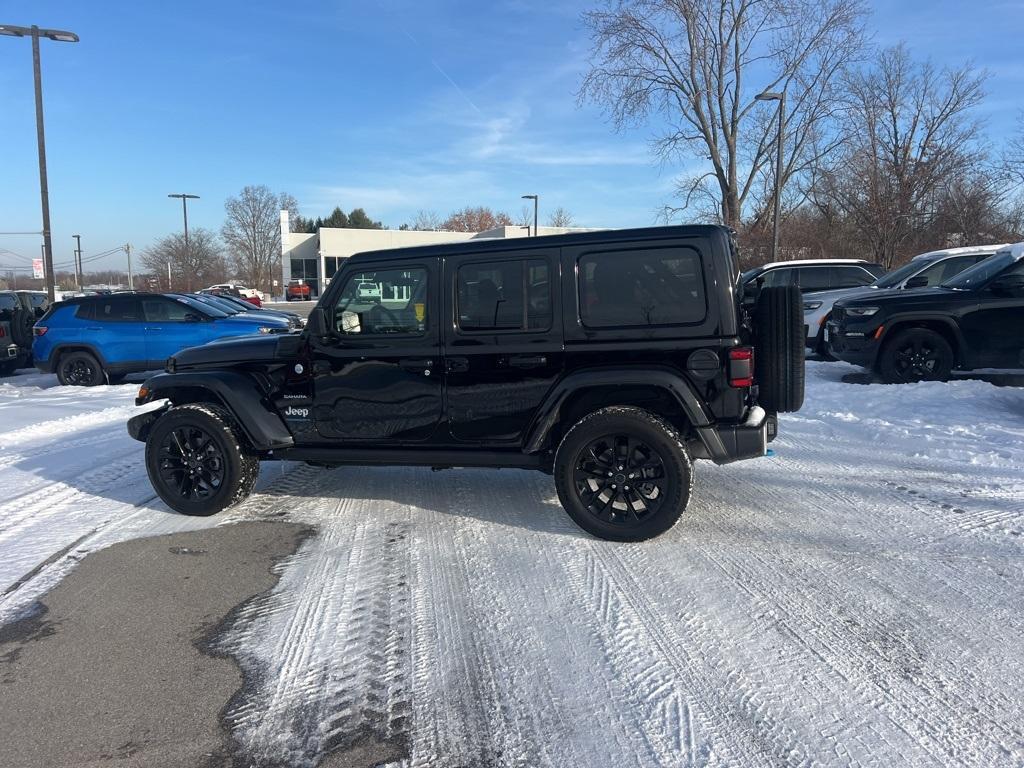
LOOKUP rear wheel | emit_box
[554,407,692,542]
[879,328,953,383]
[145,403,259,516]
[56,351,105,387]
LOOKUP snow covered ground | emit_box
[1,363,1022,766]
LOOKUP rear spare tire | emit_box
[754,285,805,412]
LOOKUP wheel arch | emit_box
[51,343,107,369]
[523,367,714,455]
[137,370,294,451]
[877,316,963,368]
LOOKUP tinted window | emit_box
[95,296,141,321]
[332,267,428,335]
[579,247,705,328]
[75,302,94,321]
[143,298,200,322]
[760,268,792,288]
[938,255,982,282]
[457,259,550,332]
[796,267,832,291]
[874,260,924,288]
[830,266,874,288]
[911,260,950,288]
[173,294,227,317]
[0,293,16,313]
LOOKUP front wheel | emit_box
[554,407,692,542]
[879,328,953,383]
[145,403,259,516]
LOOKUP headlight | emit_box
[803,300,823,311]
[845,306,879,317]
[257,326,274,334]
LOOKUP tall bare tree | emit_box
[580,0,866,227]
[222,185,296,294]
[814,45,988,268]
[441,206,514,232]
[547,207,576,227]
[140,228,226,291]
[408,210,443,230]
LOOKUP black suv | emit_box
[0,290,39,376]
[128,226,804,541]
[828,244,1024,382]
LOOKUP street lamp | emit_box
[0,23,81,303]
[755,89,786,262]
[168,193,199,290]
[72,233,82,289]
[522,194,538,237]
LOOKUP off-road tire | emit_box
[879,327,954,384]
[754,285,805,412]
[554,406,693,542]
[56,350,105,387]
[10,307,34,349]
[145,403,260,516]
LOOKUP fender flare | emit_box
[48,343,109,368]
[523,366,715,454]
[877,314,966,363]
[137,370,294,451]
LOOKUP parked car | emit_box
[286,280,312,301]
[828,243,1024,382]
[206,283,265,302]
[802,245,1006,356]
[180,292,303,329]
[0,290,38,376]
[128,224,806,541]
[741,259,884,309]
[201,286,261,308]
[33,292,290,386]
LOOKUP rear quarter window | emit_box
[578,247,706,328]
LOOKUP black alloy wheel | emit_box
[573,434,667,526]
[880,328,954,384]
[57,351,105,387]
[157,424,227,502]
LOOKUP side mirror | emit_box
[306,307,329,336]
[904,275,929,289]
[988,275,1024,298]
[340,310,361,334]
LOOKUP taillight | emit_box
[33,326,47,337]
[0,326,5,338]
[728,347,754,388]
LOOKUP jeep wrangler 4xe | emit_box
[128,225,804,541]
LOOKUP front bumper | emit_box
[826,321,881,368]
[694,405,772,465]
[127,404,170,442]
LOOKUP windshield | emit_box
[169,294,229,318]
[194,294,243,314]
[740,268,760,284]
[942,252,1014,290]
[873,260,925,288]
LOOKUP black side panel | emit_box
[140,371,294,451]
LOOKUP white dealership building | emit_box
[280,212,594,298]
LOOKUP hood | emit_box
[169,332,302,370]
[803,285,877,304]
[835,286,956,310]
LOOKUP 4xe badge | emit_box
[284,406,310,418]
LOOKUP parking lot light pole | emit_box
[0,23,80,303]
[755,89,785,262]
[168,193,199,290]
[72,233,82,288]
[522,194,538,236]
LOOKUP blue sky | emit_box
[1,0,1023,272]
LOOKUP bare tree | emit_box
[815,45,988,268]
[140,228,226,291]
[410,210,443,230]
[1003,112,1024,187]
[222,185,296,294]
[441,206,514,232]
[547,206,576,227]
[580,0,866,227]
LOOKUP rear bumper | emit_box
[33,352,54,372]
[4,343,19,360]
[694,405,772,465]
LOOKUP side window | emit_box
[761,268,792,288]
[331,267,428,336]
[939,256,981,282]
[0,293,16,314]
[911,260,949,288]
[831,266,875,288]
[75,302,95,321]
[579,247,705,328]
[796,267,831,291]
[96,297,140,321]
[142,298,197,322]
[457,259,551,332]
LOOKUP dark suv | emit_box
[829,243,1024,382]
[128,226,805,541]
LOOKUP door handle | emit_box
[508,354,547,369]
[399,358,435,375]
[86,327,102,331]
[446,357,469,373]
[144,327,162,331]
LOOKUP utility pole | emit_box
[522,194,538,236]
[0,24,80,303]
[168,193,199,291]
[124,243,133,290]
[755,89,786,261]
[167,261,172,290]
[73,233,82,288]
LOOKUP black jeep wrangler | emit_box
[128,225,804,541]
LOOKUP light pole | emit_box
[522,194,538,237]
[72,233,82,288]
[168,193,199,290]
[755,89,786,262]
[124,243,133,290]
[0,24,80,303]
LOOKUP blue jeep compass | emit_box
[34,292,291,386]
